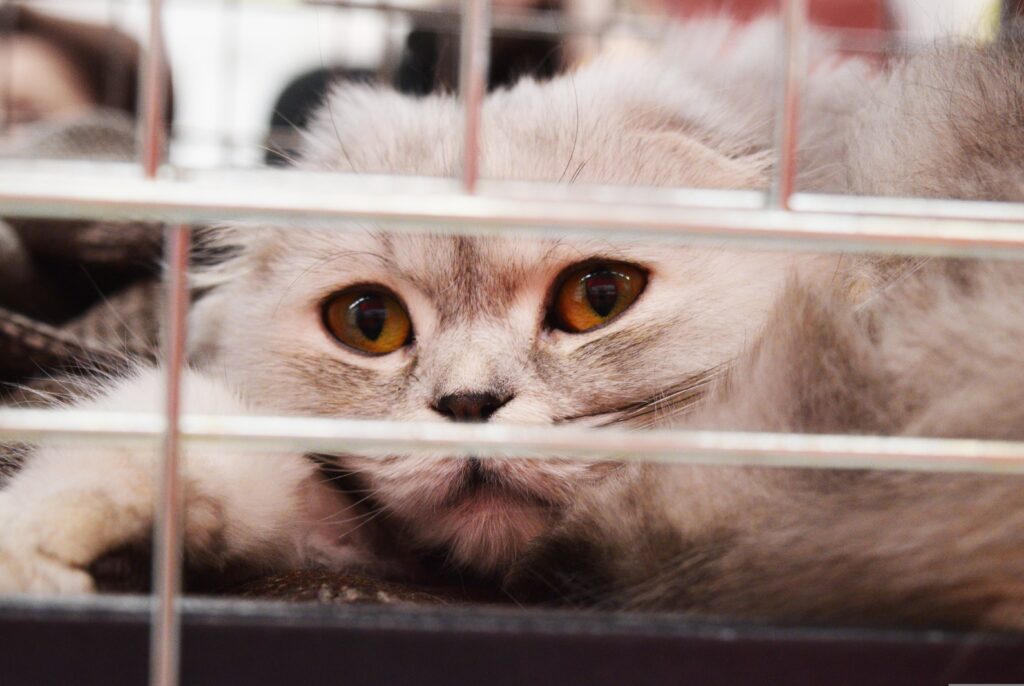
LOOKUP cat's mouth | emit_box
[320,452,586,573]
[442,457,555,510]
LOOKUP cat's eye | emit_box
[323,287,412,355]
[550,262,646,333]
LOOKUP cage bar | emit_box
[459,0,490,193]
[139,0,185,685]
[4,408,1024,477]
[0,4,1021,682]
[771,0,807,209]
[151,223,189,686]
[1,167,1024,258]
[0,1,13,135]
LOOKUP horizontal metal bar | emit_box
[788,192,1024,223]
[1,165,1024,257]
[3,409,1024,475]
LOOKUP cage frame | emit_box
[3,1,1024,685]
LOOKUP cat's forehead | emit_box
[299,73,767,189]
[260,229,657,310]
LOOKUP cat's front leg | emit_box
[0,368,361,594]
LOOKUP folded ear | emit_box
[625,108,771,189]
[639,128,770,189]
[584,16,873,192]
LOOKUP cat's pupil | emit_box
[352,295,388,341]
[585,272,619,317]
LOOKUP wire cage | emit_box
[3,1,1024,685]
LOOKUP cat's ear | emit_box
[625,111,771,189]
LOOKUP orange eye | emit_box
[551,262,646,333]
[323,287,412,355]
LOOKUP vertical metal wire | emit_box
[141,0,168,178]
[152,222,189,686]
[770,0,807,210]
[140,2,185,686]
[0,0,14,136]
[459,0,490,193]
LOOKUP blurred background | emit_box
[0,0,1010,170]
[0,0,1013,392]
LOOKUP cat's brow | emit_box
[542,238,649,265]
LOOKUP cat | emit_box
[1,15,1022,629]
[506,259,1024,629]
[501,25,1024,628]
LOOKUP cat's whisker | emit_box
[334,504,392,538]
[315,493,379,523]
[257,142,303,168]
[564,365,728,431]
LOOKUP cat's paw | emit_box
[0,493,104,594]
[0,545,95,594]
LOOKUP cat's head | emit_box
[190,59,831,574]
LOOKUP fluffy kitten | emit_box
[1,17,1022,627]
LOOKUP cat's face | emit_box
[191,66,831,573]
[192,229,826,571]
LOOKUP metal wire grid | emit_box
[2,1,1024,685]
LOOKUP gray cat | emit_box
[1,17,1023,630]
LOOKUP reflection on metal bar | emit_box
[152,224,189,686]
[459,0,490,193]
[4,408,1024,475]
[141,0,167,179]
[140,0,182,685]
[1,167,1024,257]
[0,0,14,135]
[771,0,806,209]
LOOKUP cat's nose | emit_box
[433,392,513,422]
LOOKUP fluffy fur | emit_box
[1,17,1023,630]
[0,368,364,592]
[506,261,1024,629]
[185,17,853,574]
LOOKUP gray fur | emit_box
[508,261,1024,629]
[504,27,1024,627]
[186,20,1024,610]
[4,16,1024,623]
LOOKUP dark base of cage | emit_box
[1,597,1023,686]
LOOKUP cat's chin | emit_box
[344,454,603,574]
[385,461,563,574]
[403,491,553,575]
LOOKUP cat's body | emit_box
[507,259,1024,628]
[2,17,1024,627]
